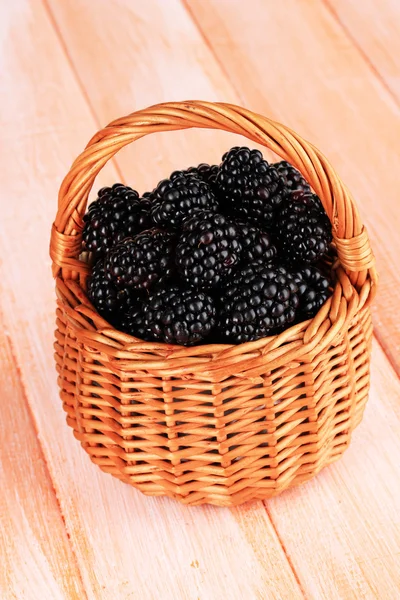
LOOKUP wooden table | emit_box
[1,1,399,598]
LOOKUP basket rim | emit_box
[55,267,366,381]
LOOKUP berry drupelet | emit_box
[176,211,242,290]
[237,222,277,264]
[276,191,332,265]
[105,228,176,290]
[137,285,216,346]
[87,260,136,324]
[275,160,311,193]
[293,266,331,319]
[179,163,219,193]
[151,172,218,230]
[219,262,299,343]
[82,184,151,257]
[216,147,285,229]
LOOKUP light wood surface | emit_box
[0,311,85,600]
[326,0,400,103]
[1,0,399,598]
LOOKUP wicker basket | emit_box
[50,101,377,506]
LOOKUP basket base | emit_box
[70,405,367,507]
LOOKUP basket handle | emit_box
[50,100,377,302]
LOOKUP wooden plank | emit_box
[185,0,400,375]
[0,1,303,598]
[268,341,400,600]
[0,312,86,600]
[326,0,400,103]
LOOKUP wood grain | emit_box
[0,1,303,598]
[325,0,400,103]
[0,310,86,600]
[185,0,400,375]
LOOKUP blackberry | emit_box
[276,192,332,265]
[174,163,219,193]
[87,260,135,324]
[142,285,216,346]
[219,262,299,343]
[237,222,277,264]
[138,191,156,221]
[293,266,331,319]
[142,191,154,202]
[151,173,218,230]
[123,201,152,239]
[215,147,285,229]
[82,184,151,256]
[291,189,326,213]
[120,303,147,339]
[105,228,176,290]
[176,211,242,290]
[275,160,311,193]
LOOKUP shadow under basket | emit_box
[50,101,377,506]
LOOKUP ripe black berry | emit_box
[87,260,135,324]
[176,211,242,290]
[120,303,147,339]
[216,147,285,229]
[175,163,219,193]
[219,262,299,343]
[276,191,332,265]
[105,228,176,290]
[142,285,216,346]
[82,184,151,256]
[151,173,218,230]
[293,266,331,319]
[275,161,311,193]
[237,222,277,264]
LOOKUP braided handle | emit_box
[50,101,377,301]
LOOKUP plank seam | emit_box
[1,310,90,600]
[324,0,400,381]
[181,0,246,106]
[369,322,400,382]
[41,0,125,184]
[323,1,400,112]
[263,503,309,600]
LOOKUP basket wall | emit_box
[55,278,372,506]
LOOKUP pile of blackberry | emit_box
[85,147,333,345]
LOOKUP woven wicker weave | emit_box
[50,101,377,506]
